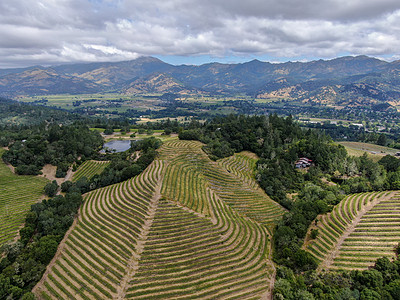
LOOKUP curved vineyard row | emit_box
[35,139,285,299]
[304,191,400,271]
[161,141,285,231]
[126,196,272,299]
[0,149,48,246]
[34,159,164,299]
[72,160,110,182]
[217,151,258,189]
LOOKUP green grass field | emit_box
[0,149,48,246]
[34,140,285,299]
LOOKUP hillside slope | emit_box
[34,140,285,299]
[1,56,400,108]
[303,191,400,271]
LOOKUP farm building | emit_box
[295,157,312,169]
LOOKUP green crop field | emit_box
[304,191,400,271]
[72,160,110,182]
[0,149,48,246]
[34,140,285,299]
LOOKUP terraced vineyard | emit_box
[0,149,48,246]
[161,143,285,230]
[72,160,110,182]
[34,140,285,299]
[304,191,400,271]
[217,151,259,189]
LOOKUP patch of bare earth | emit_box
[64,167,74,182]
[321,177,337,186]
[39,164,63,185]
[39,165,74,195]
[5,162,15,174]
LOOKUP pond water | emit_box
[101,140,132,153]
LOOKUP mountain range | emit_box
[1,55,400,108]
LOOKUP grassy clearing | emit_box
[0,149,48,246]
[339,141,399,162]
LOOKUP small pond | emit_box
[101,140,132,153]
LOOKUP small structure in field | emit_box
[295,157,312,169]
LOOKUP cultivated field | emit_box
[72,160,110,182]
[217,151,259,190]
[0,149,48,246]
[34,140,285,299]
[339,141,399,161]
[304,191,400,271]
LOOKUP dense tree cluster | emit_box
[2,124,103,175]
[275,257,400,299]
[44,180,59,197]
[0,97,82,126]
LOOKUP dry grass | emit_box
[338,141,399,162]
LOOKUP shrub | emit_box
[310,229,319,239]
[44,180,58,197]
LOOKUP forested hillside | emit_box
[2,124,103,175]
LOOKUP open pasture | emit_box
[339,141,399,162]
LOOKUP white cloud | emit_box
[0,0,400,67]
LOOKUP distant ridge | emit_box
[0,55,399,108]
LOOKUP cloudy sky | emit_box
[0,0,400,68]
